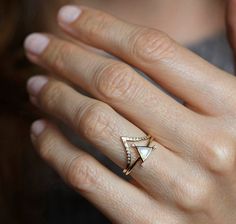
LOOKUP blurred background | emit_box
[0,1,113,223]
[0,0,234,223]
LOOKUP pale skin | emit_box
[23,0,236,223]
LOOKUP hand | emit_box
[24,4,236,224]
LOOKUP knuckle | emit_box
[40,81,64,111]
[83,11,114,39]
[74,101,114,140]
[203,139,236,174]
[128,28,175,64]
[37,131,57,161]
[47,42,73,73]
[66,155,98,192]
[94,61,138,101]
[176,175,212,212]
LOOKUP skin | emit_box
[22,0,236,223]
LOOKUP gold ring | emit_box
[121,134,156,175]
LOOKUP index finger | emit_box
[58,5,236,116]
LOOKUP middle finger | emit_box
[27,76,190,204]
[24,33,202,154]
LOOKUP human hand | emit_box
[24,4,236,223]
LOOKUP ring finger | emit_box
[27,76,191,205]
[24,33,202,156]
[31,120,162,224]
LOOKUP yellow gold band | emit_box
[121,134,156,175]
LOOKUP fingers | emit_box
[30,118,213,221]
[56,5,236,116]
[26,76,193,206]
[27,75,142,168]
[30,119,161,224]
[24,32,203,154]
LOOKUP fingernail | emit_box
[31,119,47,137]
[24,33,49,55]
[27,76,48,96]
[58,5,82,24]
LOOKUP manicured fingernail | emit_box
[27,76,48,96]
[24,33,49,55]
[31,119,47,137]
[58,5,82,24]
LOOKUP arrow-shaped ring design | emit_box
[121,134,156,175]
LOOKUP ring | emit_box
[121,134,156,175]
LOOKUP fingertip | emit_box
[31,119,48,138]
[58,5,82,25]
[24,33,50,55]
[27,75,49,97]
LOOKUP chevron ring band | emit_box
[121,134,157,175]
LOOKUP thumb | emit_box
[226,0,236,67]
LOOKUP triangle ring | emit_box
[120,134,157,175]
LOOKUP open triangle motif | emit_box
[136,146,153,162]
[121,135,153,173]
